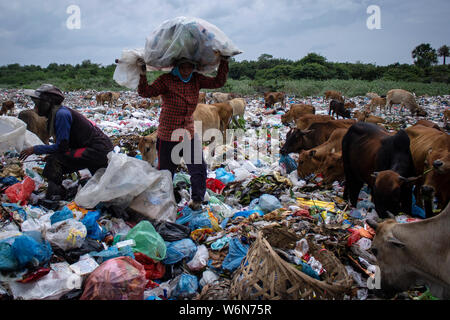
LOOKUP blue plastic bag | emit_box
[411,193,426,219]
[176,206,198,225]
[279,154,297,174]
[172,273,199,298]
[232,210,264,219]
[0,237,19,271]
[259,194,282,213]
[222,238,249,272]
[356,199,375,211]
[189,212,213,231]
[211,236,231,250]
[12,231,52,269]
[50,206,73,225]
[90,245,135,264]
[215,168,235,184]
[81,210,105,240]
[0,176,20,187]
[2,203,27,221]
[163,238,197,265]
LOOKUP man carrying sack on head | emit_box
[137,55,229,211]
[20,84,113,203]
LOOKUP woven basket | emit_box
[229,232,353,300]
[194,279,232,300]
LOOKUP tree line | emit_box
[0,43,448,91]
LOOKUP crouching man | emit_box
[19,84,113,201]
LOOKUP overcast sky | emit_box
[0,0,449,67]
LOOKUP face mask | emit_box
[171,66,193,83]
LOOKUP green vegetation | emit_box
[1,43,449,97]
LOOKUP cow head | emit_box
[372,170,419,217]
[280,128,312,155]
[297,149,320,178]
[138,134,157,166]
[319,152,344,184]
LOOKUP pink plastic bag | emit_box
[80,256,147,300]
[5,176,35,205]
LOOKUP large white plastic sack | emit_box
[0,116,26,153]
[23,129,44,149]
[186,244,209,271]
[144,16,242,73]
[128,169,178,223]
[113,48,145,89]
[74,152,160,208]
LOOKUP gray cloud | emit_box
[0,0,449,67]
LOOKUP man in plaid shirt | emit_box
[137,56,229,211]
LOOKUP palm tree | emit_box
[412,43,438,68]
[438,45,450,65]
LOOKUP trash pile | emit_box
[0,88,448,300]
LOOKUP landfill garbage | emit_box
[1,88,447,300]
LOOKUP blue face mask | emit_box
[171,66,193,83]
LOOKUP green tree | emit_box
[297,52,327,66]
[438,45,449,65]
[412,43,438,68]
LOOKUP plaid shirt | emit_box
[138,60,229,141]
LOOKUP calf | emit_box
[96,92,112,106]
[138,130,158,166]
[386,89,427,116]
[281,104,316,125]
[329,100,351,119]
[367,97,386,112]
[18,109,50,144]
[366,202,450,299]
[354,110,385,125]
[211,92,237,103]
[344,101,356,109]
[366,92,379,99]
[111,92,120,106]
[342,122,417,218]
[405,124,450,217]
[228,98,246,126]
[324,90,344,102]
[193,103,232,140]
[295,114,333,130]
[264,92,285,108]
[281,119,354,155]
[1,100,14,115]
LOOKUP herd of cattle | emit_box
[2,87,450,298]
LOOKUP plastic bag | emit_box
[50,206,74,225]
[56,238,104,264]
[113,48,145,89]
[74,152,160,209]
[80,256,147,300]
[152,220,191,242]
[128,170,177,223]
[0,116,26,153]
[45,219,87,251]
[222,237,249,272]
[12,231,52,269]
[81,210,105,240]
[233,167,252,182]
[187,244,208,271]
[208,195,234,219]
[163,238,197,265]
[199,270,219,287]
[134,252,165,280]
[215,167,235,184]
[125,220,166,261]
[171,273,199,299]
[279,154,297,174]
[259,194,282,213]
[144,16,242,73]
[9,263,82,300]
[90,245,135,264]
[5,176,35,206]
[206,178,226,194]
[0,236,20,271]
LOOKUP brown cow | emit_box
[211,102,233,135]
[295,114,333,130]
[414,119,444,132]
[367,97,386,112]
[344,101,356,109]
[281,104,315,125]
[366,92,379,99]
[18,110,50,144]
[281,119,355,154]
[211,92,237,103]
[324,90,344,103]
[138,130,158,166]
[111,92,120,106]
[342,122,417,218]
[354,110,385,124]
[96,92,112,106]
[386,89,427,116]
[297,128,347,180]
[366,202,450,299]
[1,100,14,115]
[405,124,450,217]
[264,92,285,108]
[319,152,345,184]
[443,109,450,126]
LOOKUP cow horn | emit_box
[386,211,396,219]
[366,218,378,231]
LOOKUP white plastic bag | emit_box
[45,219,87,251]
[199,270,219,287]
[113,48,145,89]
[128,170,178,222]
[0,116,26,153]
[187,244,209,271]
[74,152,159,208]
[144,16,242,73]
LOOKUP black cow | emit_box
[342,122,417,218]
[329,99,351,119]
